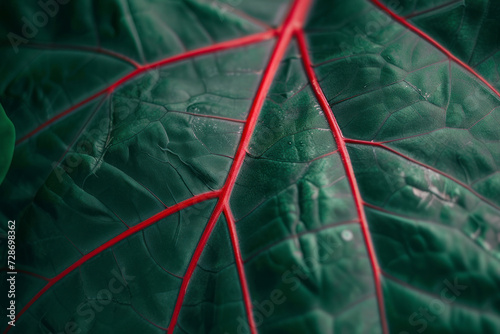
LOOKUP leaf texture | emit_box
[0,104,15,185]
[1,0,499,333]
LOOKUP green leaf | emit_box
[0,104,15,185]
[1,0,499,333]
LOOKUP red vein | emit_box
[224,206,257,333]
[296,30,389,334]
[15,30,276,145]
[344,138,500,211]
[0,268,50,281]
[136,181,169,208]
[167,1,312,332]
[404,0,463,19]
[216,2,273,30]
[166,200,224,334]
[370,0,500,100]
[15,88,111,145]
[24,43,142,68]
[54,95,109,166]
[169,110,246,124]
[3,191,219,334]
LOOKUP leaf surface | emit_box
[1,0,499,333]
[0,104,15,185]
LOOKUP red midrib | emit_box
[370,0,500,99]
[166,1,312,332]
[296,31,389,334]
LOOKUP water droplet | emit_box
[341,230,353,241]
